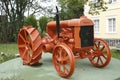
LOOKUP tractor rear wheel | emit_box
[88,38,111,68]
[52,43,75,78]
[18,26,42,65]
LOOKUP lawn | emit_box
[111,49,120,60]
[0,43,18,63]
[0,43,18,55]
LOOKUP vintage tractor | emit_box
[17,7,111,78]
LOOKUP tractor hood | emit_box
[47,16,94,29]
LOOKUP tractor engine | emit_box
[46,16,94,51]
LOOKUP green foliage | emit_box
[88,0,108,15]
[24,15,48,37]
[38,16,48,37]
[58,0,108,19]
[58,0,84,20]
[24,14,38,28]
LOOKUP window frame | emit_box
[106,16,117,34]
[93,19,100,34]
[108,0,117,3]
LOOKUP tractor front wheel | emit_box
[88,38,111,68]
[52,43,75,78]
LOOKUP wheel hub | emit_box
[95,50,103,57]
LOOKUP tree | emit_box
[0,0,31,42]
[58,0,84,20]
[26,0,57,18]
[88,0,108,15]
[0,0,46,42]
[57,0,108,20]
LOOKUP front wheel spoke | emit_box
[103,50,107,54]
[97,57,100,64]
[100,46,105,51]
[91,48,95,52]
[59,48,63,60]
[92,56,96,61]
[63,64,69,74]
[56,57,61,63]
[102,54,107,60]
[64,56,69,61]
[97,42,100,49]
[95,43,98,48]
[55,54,60,62]
[63,51,67,58]
[56,61,61,72]
[62,52,69,61]
[99,56,104,64]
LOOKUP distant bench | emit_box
[104,39,120,51]
[115,44,120,51]
[115,48,120,51]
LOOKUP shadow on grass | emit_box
[31,62,43,67]
[115,77,120,80]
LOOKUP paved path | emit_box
[0,53,120,80]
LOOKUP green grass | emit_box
[0,43,18,55]
[0,43,18,63]
[111,49,120,60]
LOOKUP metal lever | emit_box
[56,6,60,38]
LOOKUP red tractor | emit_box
[17,7,111,78]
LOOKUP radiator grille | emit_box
[80,26,94,48]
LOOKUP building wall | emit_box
[85,0,120,39]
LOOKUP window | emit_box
[107,18,116,33]
[93,19,100,33]
[109,0,117,3]
[93,0,98,3]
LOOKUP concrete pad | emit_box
[0,53,120,80]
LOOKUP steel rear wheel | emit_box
[88,38,111,68]
[18,26,42,65]
[53,43,75,78]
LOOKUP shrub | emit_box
[38,16,48,37]
[24,15,49,37]
[24,14,38,28]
